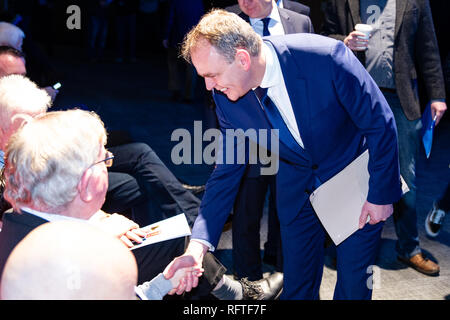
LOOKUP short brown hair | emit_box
[181,9,262,64]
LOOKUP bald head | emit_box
[0,221,138,300]
[0,51,26,78]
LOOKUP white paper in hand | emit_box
[309,151,409,246]
[130,213,191,250]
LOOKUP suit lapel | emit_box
[348,0,362,25]
[394,0,408,40]
[239,11,250,24]
[278,8,293,34]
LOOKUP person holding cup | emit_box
[321,0,446,277]
[345,23,373,51]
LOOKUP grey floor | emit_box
[54,47,449,300]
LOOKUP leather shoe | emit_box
[239,272,283,300]
[398,253,440,276]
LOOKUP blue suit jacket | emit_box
[191,33,403,248]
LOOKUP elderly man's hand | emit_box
[90,211,146,247]
[164,240,208,295]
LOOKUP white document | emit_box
[309,150,409,246]
[130,213,191,250]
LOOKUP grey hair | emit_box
[0,75,51,132]
[181,9,262,64]
[4,109,107,212]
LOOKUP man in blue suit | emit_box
[165,9,403,299]
[225,0,314,281]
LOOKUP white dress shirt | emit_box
[249,5,285,36]
[21,207,84,223]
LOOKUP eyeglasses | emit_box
[90,150,114,168]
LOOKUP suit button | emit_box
[312,164,318,170]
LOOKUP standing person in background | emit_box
[162,0,204,103]
[114,0,139,63]
[321,0,447,276]
[86,0,113,63]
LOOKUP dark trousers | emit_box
[87,15,109,60]
[232,165,282,280]
[103,143,200,228]
[115,14,137,60]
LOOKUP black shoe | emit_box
[425,202,446,238]
[239,272,283,300]
[182,184,205,195]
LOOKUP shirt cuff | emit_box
[191,238,215,252]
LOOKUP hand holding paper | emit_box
[430,100,447,126]
[359,201,393,229]
[421,102,438,159]
[130,214,191,250]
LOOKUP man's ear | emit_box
[78,168,95,203]
[235,49,252,71]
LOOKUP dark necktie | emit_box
[253,87,301,152]
[261,17,271,36]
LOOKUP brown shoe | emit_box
[398,253,440,276]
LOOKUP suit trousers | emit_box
[279,202,384,300]
[104,143,200,228]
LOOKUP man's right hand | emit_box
[163,240,208,295]
[344,31,369,51]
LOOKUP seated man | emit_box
[0,48,201,229]
[1,221,199,300]
[0,109,283,300]
[0,21,59,101]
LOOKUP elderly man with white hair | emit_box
[0,111,200,300]
[0,51,205,233]
[0,109,283,300]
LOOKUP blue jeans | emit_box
[383,92,422,258]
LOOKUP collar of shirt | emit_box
[259,41,280,90]
[20,206,84,223]
[249,5,284,36]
